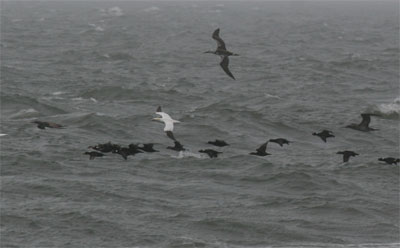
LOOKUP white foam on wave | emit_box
[9,108,39,119]
[173,151,202,159]
[107,7,124,17]
[0,134,7,137]
[374,97,400,118]
[52,91,66,96]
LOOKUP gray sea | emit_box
[1,1,399,247]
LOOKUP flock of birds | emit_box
[27,28,398,165]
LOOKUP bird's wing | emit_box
[163,119,174,131]
[343,154,350,162]
[212,28,227,50]
[220,56,235,80]
[165,131,176,141]
[156,112,173,120]
[359,114,371,128]
[256,142,268,153]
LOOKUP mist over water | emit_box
[1,1,399,247]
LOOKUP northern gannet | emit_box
[152,106,180,141]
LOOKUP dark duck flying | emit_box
[138,143,159,152]
[378,157,400,165]
[312,130,335,143]
[250,142,270,156]
[167,141,186,151]
[89,142,120,153]
[32,120,63,129]
[346,113,379,132]
[199,149,222,158]
[269,138,291,147]
[84,151,104,160]
[204,28,238,80]
[337,151,359,163]
[207,139,229,147]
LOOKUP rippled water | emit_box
[1,1,399,247]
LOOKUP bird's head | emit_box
[204,50,215,54]
[152,117,162,122]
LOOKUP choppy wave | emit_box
[368,97,400,119]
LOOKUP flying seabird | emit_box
[199,149,222,158]
[167,141,185,151]
[84,151,104,160]
[128,144,144,155]
[89,142,120,153]
[378,157,400,165]
[207,139,229,147]
[138,143,159,152]
[204,28,238,80]
[250,142,270,156]
[153,106,180,141]
[269,138,291,147]
[346,113,379,132]
[112,147,133,160]
[32,120,63,129]
[337,151,359,163]
[312,130,335,143]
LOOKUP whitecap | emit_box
[173,151,202,159]
[90,97,98,103]
[107,6,124,16]
[52,91,66,96]
[0,134,7,137]
[369,97,400,119]
[9,108,39,119]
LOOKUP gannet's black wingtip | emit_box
[156,106,162,112]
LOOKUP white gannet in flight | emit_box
[152,106,180,141]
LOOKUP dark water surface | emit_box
[1,1,399,247]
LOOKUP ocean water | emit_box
[1,1,399,247]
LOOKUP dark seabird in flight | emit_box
[128,144,144,155]
[199,149,222,158]
[153,106,180,141]
[32,120,63,129]
[346,113,379,132]
[89,142,120,153]
[112,147,133,160]
[269,138,291,147]
[138,143,159,152]
[250,142,270,156]
[337,151,359,162]
[84,151,104,160]
[378,157,400,165]
[207,139,229,147]
[312,130,335,143]
[204,28,238,80]
[167,141,186,151]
